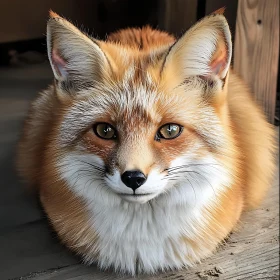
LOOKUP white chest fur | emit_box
[59,154,230,274]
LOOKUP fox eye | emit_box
[156,123,183,140]
[93,123,117,140]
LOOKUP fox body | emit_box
[18,11,275,274]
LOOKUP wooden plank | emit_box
[158,0,198,36]
[234,0,279,123]
[0,220,79,280]
[19,129,279,280]
[0,63,52,230]
[0,63,78,280]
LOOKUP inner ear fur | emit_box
[47,11,109,93]
[161,13,232,86]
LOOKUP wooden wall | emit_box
[234,0,279,123]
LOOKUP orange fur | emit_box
[40,148,99,257]
[212,7,226,15]
[17,11,276,274]
[107,26,175,51]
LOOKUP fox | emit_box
[17,9,276,275]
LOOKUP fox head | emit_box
[45,11,233,204]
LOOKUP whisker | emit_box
[184,176,197,206]
[76,160,106,172]
[188,170,217,199]
[162,162,220,200]
[166,163,220,173]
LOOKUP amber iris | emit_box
[93,123,117,140]
[157,124,183,140]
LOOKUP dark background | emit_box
[0,0,238,65]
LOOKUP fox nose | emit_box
[121,170,147,191]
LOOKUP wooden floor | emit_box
[0,63,279,280]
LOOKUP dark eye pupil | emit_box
[157,123,182,140]
[167,125,177,136]
[94,123,116,140]
[103,125,111,136]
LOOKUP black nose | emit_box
[121,170,147,191]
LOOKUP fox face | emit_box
[17,9,276,275]
[58,77,226,204]
[47,11,232,205]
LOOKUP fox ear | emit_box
[162,13,232,85]
[47,11,108,92]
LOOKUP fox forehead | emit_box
[58,80,160,145]
[58,74,220,149]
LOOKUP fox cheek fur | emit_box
[17,10,276,275]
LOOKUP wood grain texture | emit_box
[17,131,279,280]
[234,0,279,123]
[0,220,79,280]
[158,0,198,36]
[0,63,52,230]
